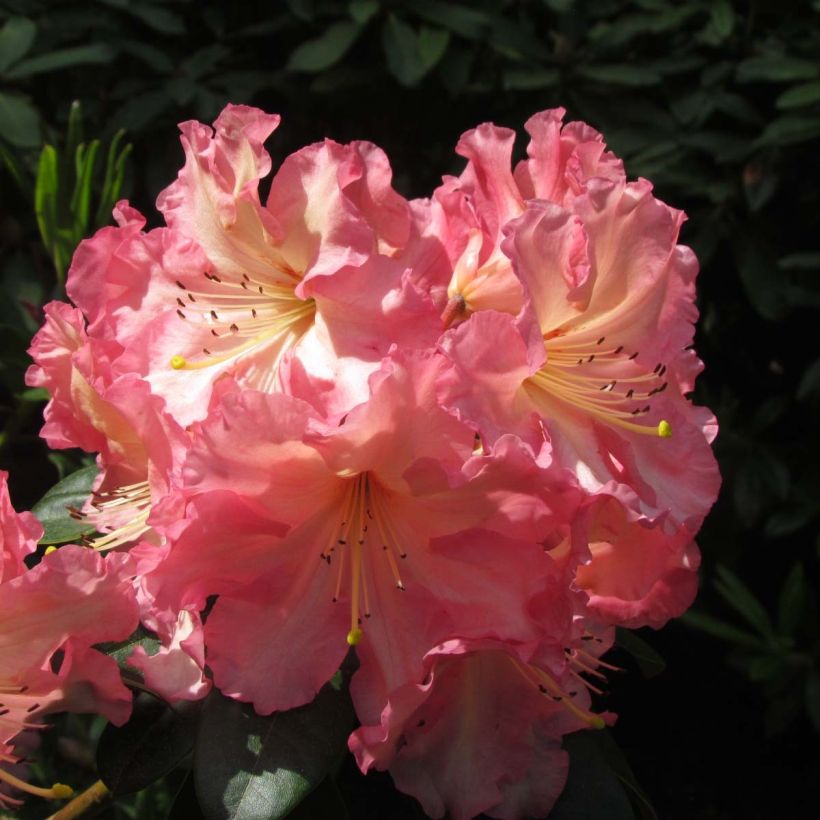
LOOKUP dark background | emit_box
[1,1,819,818]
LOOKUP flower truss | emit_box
[9,105,719,818]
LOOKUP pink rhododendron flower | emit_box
[67,106,438,426]
[351,636,614,820]
[437,110,720,533]
[26,301,189,550]
[141,351,581,715]
[0,541,139,804]
[0,472,40,584]
[20,103,722,820]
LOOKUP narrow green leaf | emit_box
[32,465,99,544]
[805,670,820,732]
[755,115,820,147]
[66,100,84,162]
[34,145,59,262]
[6,43,115,79]
[779,251,820,270]
[95,129,128,227]
[0,91,40,147]
[736,55,820,84]
[713,565,775,639]
[777,80,820,109]
[194,658,356,820]
[777,563,807,635]
[97,693,202,796]
[70,139,100,241]
[0,16,37,73]
[577,64,661,86]
[680,610,765,649]
[503,67,559,90]
[287,21,362,72]
[615,629,666,678]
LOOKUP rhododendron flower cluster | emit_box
[9,105,719,818]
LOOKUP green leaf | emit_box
[97,693,202,796]
[733,237,789,321]
[97,624,162,675]
[410,0,491,39]
[194,659,357,820]
[287,21,362,72]
[0,91,40,147]
[777,563,807,635]
[777,80,820,109]
[0,16,36,73]
[349,0,379,24]
[551,731,638,820]
[5,43,115,79]
[805,670,820,732]
[576,64,661,86]
[798,357,820,400]
[71,139,100,241]
[382,16,449,87]
[736,56,820,84]
[32,465,99,545]
[700,0,735,45]
[34,144,60,271]
[755,115,820,147]
[681,610,765,649]
[615,629,666,678]
[779,251,820,271]
[713,565,775,639]
[502,67,559,90]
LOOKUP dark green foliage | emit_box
[97,694,202,797]
[193,657,357,820]
[1,0,819,817]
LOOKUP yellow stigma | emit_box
[170,354,187,370]
[44,545,57,554]
[346,628,363,646]
[590,716,606,730]
[658,419,672,438]
[51,783,74,799]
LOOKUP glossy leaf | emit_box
[32,464,98,545]
[615,629,666,678]
[5,43,115,79]
[287,21,362,72]
[551,731,639,820]
[776,80,820,109]
[97,693,202,796]
[0,91,40,147]
[97,624,162,675]
[194,661,356,820]
[0,16,36,73]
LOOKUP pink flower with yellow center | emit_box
[437,112,719,532]
[0,477,139,805]
[67,105,438,426]
[26,301,189,552]
[140,351,582,714]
